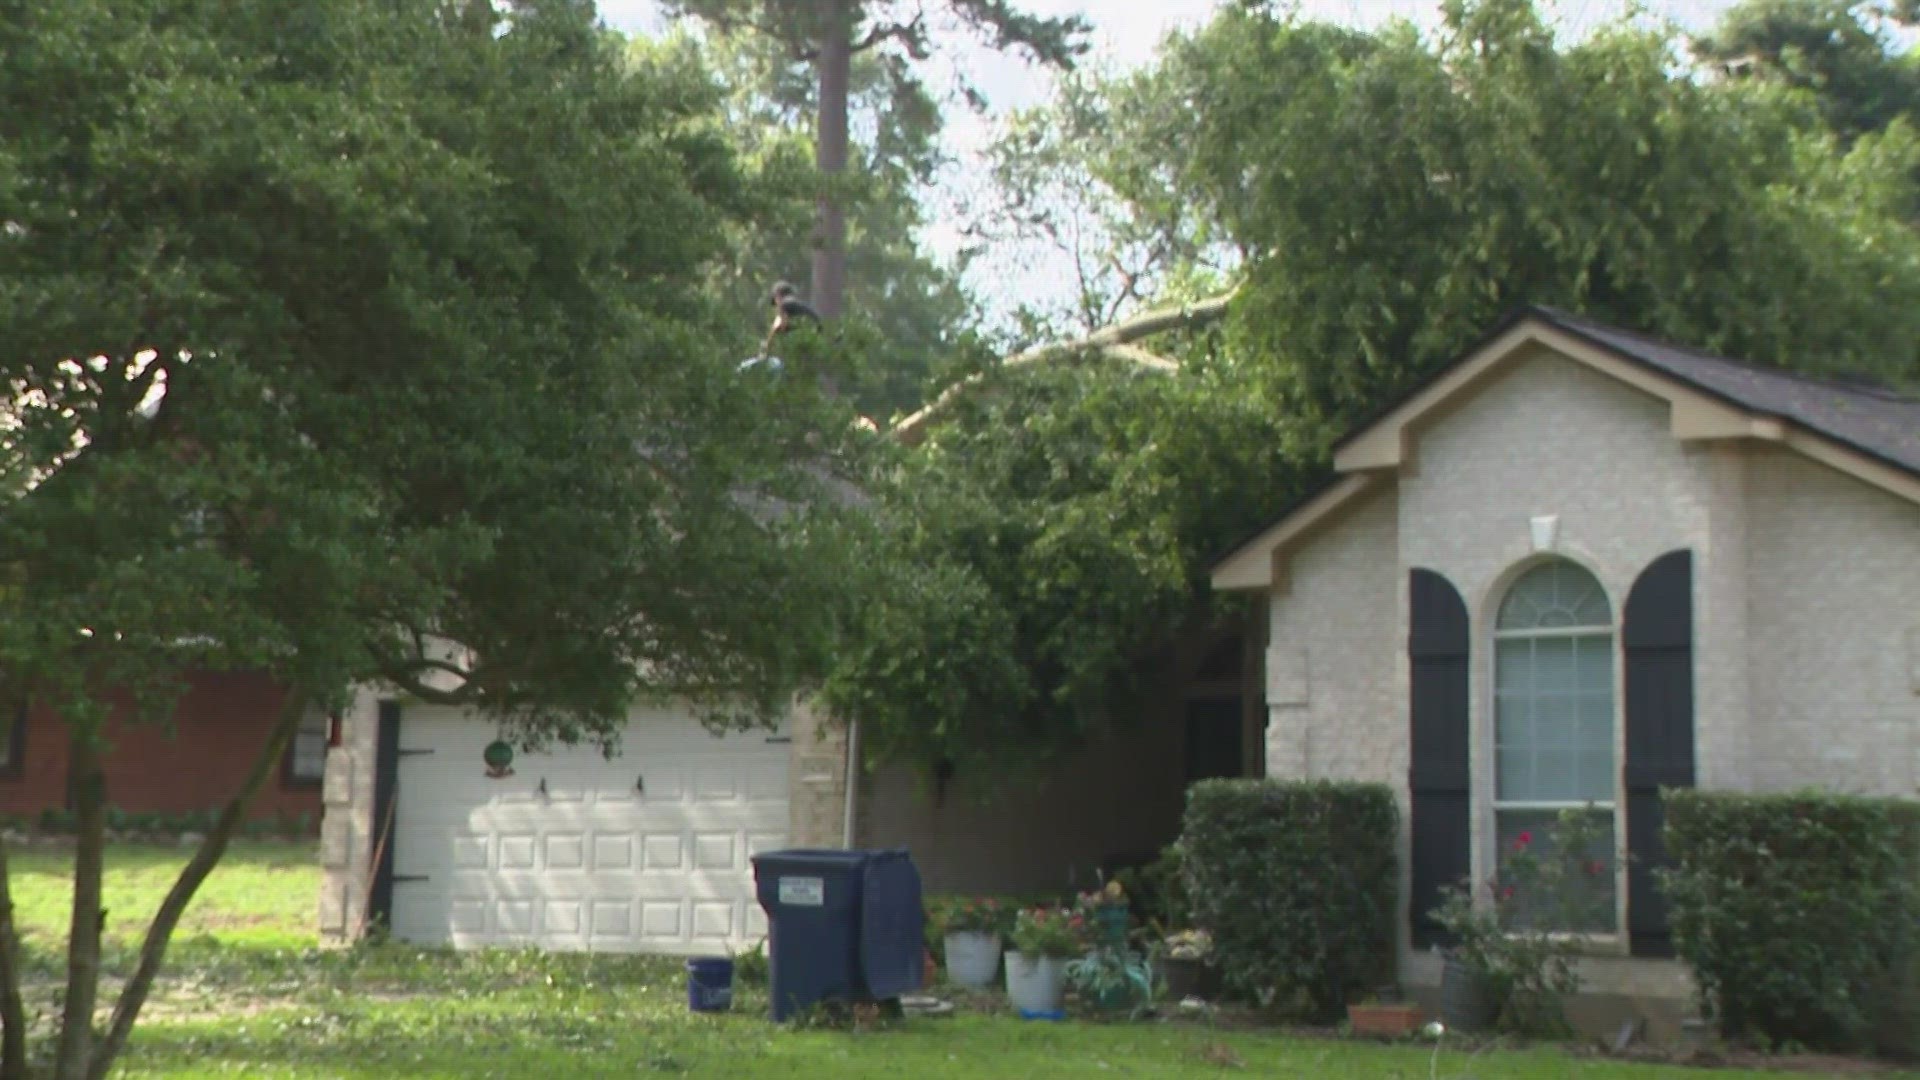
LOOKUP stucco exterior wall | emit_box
[1745,448,1920,799]
[1265,482,1401,790]
[1395,350,1716,920]
[857,699,1191,896]
[1258,347,1920,1013]
[1260,351,1735,1005]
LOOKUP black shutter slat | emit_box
[1408,568,1471,951]
[1623,550,1695,958]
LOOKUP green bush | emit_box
[1661,790,1920,1057]
[1109,843,1190,932]
[1179,779,1398,1018]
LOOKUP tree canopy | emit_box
[0,1,865,1075]
[659,0,1088,327]
[823,0,1920,774]
[631,28,981,420]
[1693,0,1920,143]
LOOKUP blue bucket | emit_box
[685,956,734,1012]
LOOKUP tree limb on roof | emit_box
[890,288,1237,445]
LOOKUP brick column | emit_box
[317,686,382,945]
[786,701,850,849]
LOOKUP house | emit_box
[1210,306,1920,1026]
[314,625,1262,950]
[0,669,324,826]
[316,693,837,951]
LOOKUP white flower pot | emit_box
[943,931,1002,989]
[1004,950,1067,1014]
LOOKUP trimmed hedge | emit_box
[1661,790,1920,1058]
[1180,779,1398,1018]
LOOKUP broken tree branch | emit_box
[891,288,1237,445]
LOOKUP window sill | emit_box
[1510,931,1628,959]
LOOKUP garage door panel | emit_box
[390,704,789,954]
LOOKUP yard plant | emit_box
[1180,780,1398,1019]
[1661,790,1920,1058]
[1430,807,1612,1036]
[3,841,1895,1079]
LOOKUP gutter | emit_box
[840,719,859,848]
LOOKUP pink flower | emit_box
[1500,885,1517,901]
[1515,831,1533,847]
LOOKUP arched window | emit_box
[1494,560,1616,930]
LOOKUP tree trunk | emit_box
[53,732,107,1080]
[0,836,29,1080]
[810,0,853,322]
[83,687,309,1080]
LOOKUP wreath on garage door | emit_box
[483,739,515,779]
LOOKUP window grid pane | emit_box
[1495,809,1616,932]
[1497,560,1612,631]
[291,713,328,780]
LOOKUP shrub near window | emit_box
[1180,779,1398,1017]
[1660,790,1920,1057]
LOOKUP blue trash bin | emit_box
[752,848,922,1021]
[685,956,734,1012]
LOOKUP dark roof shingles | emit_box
[1531,307,1920,478]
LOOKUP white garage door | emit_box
[389,704,789,954]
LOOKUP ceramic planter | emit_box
[943,930,1002,989]
[1157,955,1210,1001]
[1348,1002,1425,1038]
[1439,955,1497,1033]
[1004,950,1067,1015]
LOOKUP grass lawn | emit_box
[5,841,1910,1078]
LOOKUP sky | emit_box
[593,1,1759,319]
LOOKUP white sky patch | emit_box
[600,0,1785,322]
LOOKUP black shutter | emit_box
[367,700,402,931]
[1409,568,1471,950]
[1623,550,1694,958]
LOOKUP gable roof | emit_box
[1214,306,1920,591]
[1519,306,1920,479]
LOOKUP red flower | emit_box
[1500,885,1517,901]
[1583,859,1606,877]
[1515,831,1533,847]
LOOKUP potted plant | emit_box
[1075,879,1131,944]
[1347,988,1425,1038]
[938,896,1010,990]
[1066,944,1156,1016]
[1004,906,1085,1017]
[1154,928,1215,1001]
[1428,809,1610,1036]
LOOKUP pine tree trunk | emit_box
[810,0,853,321]
[83,688,309,1080]
[0,836,30,1080]
[53,733,107,1080]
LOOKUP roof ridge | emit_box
[1536,308,1920,406]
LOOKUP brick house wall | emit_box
[1746,448,1920,795]
[0,669,318,823]
[1253,347,1920,1015]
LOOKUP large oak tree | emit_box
[0,1,864,1076]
